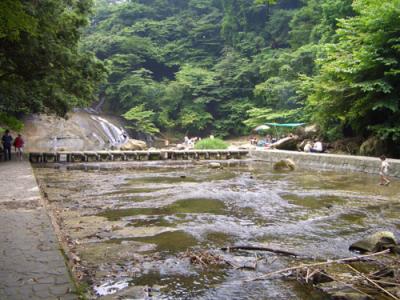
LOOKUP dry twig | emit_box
[346,264,400,300]
[247,249,390,282]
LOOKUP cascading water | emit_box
[23,110,131,152]
[90,115,128,147]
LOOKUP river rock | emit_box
[271,136,299,150]
[120,139,147,151]
[209,162,222,169]
[349,231,397,253]
[328,137,362,155]
[359,136,388,156]
[175,143,185,150]
[273,158,295,171]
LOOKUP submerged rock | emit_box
[273,159,296,171]
[349,231,397,253]
[120,139,147,151]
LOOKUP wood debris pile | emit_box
[182,249,227,267]
[249,249,400,300]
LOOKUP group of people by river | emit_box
[249,134,276,147]
[1,129,25,161]
[250,134,324,153]
[303,140,323,153]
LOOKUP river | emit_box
[34,160,400,299]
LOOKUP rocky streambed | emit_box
[34,161,400,299]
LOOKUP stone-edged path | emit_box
[0,160,76,300]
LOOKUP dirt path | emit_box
[0,159,76,300]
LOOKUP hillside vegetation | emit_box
[0,0,105,118]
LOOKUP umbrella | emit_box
[254,125,270,132]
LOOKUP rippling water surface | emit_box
[34,161,400,299]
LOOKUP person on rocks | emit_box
[311,139,323,153]
[265,135,272,144]
[184,136,190,146]
[13,134,25,161]
[379,155,390,186]
[250,136,258,145]
[304,141,313,153]
[2,129,13,161]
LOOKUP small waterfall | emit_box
[51,137,58,151]
[90,115,128,147]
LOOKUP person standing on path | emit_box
[1,129,13,161]
[379,155,390,186]
[13,134,25,160]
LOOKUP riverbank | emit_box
[250,149,400,178]
[0,160,76,300]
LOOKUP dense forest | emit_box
[1,0,400,154]
[0,0,105,119]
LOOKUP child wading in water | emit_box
[379,155,390,186]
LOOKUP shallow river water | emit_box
[34,160,400,299]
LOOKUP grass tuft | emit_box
[194,138,229,150]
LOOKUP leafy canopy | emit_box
[0,0,106,116]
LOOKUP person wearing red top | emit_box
[13,134,25,161]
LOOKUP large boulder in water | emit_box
[349,231,397,253]
[120,139,147,151]
[273,158,296,171]
[271,136,299,151]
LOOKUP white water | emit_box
[90,115,128,147]
[23,111,131,151]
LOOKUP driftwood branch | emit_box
[346,264,400,300]
[322,271,373,299]
[221,246,299,257]
[248,249,390,282]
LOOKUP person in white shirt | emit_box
[303,141,313,153]
[379,155,390,186]
[311,140,323,153]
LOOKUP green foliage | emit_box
[0,113,24,132]
[244,108,301,128]
[122,105,159,135]
[0,0,106,117]
[80,0,399,154]
[305,0,400,142]
[84,0,310,137]
[0,0,37,40]
[194,138,229,150]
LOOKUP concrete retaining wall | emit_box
[250,150,400,178]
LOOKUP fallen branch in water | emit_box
[247,249,390,282]
[346,264,400,300]
[221,246,299,257]
[319,271,373,299]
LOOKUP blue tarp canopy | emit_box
[264,122,305,128]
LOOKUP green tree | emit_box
[122,104,159,135]
[305,0,400,143]
[0,0,105,116]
